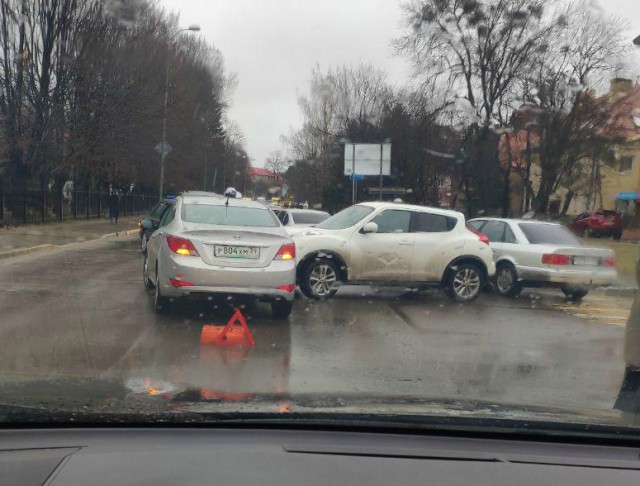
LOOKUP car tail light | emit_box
[604,256,616,267]
[169,278,194,288]
[167,235,199,256]
[542,254,571,265]
[467,226,490,245]
[277,284,296,292]
[274,243,296,261]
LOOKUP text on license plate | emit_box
[214,245,260,259]
[573,256,599,266]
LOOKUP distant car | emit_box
[271,208,330,227]
[468,218,617,300]
[568,210,623,240]
[293,202,496,303]
[143,192,296,317]
[138,198,176,254]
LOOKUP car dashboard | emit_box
[2,427,640,485]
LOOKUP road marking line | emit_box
[548,299,630,327]
[553,307,630,316]
[567,315,626,326]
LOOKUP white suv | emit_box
[293,202,495,303]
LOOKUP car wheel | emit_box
[446,263,483,303]
[154,265,172,313]
[141,232,149,254]
[271,299,293,318]
[300,258,339,299]
[494,263,522,298]
[143,254,154,289]
[613,230,622,241]
[560,284,589,301]
[583,227,592,238]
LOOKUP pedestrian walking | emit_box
[614,254,640,418]
[108,190,120,225]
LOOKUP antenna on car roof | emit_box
[223,187,237,206]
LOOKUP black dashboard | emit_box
[2,427,640,485]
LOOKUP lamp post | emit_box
[158,24,201,199]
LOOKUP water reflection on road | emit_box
[121,302,291,399]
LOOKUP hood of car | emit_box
[1,378,638,438]
[290,227,343,238]
[4,379,640,446]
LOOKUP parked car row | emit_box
[137,193,618,318]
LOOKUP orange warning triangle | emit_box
[200,308,256,347]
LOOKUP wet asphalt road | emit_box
[0,235,629,411]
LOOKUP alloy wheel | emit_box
[309,264,337,297]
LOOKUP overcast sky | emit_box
[159,0,640,167]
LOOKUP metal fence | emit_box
[0,187,159,226]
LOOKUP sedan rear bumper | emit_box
[158,252,296,301]
[518,265,617,286]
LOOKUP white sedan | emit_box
[467,218,617,300]
[293,202,495,303]
[271,208,330,228]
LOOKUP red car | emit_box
[568,210,623,240]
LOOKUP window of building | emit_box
[619,156,633,172]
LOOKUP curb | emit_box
[0,244,57,260]
[98,228,139,239]
[602,286,638,298]
[0,228,139,260]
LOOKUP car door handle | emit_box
[399,240,412,246]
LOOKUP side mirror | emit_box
[361,222,379,234]
[141,218,153,230]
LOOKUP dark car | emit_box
[139,198,175,253]
[568,210,623,240]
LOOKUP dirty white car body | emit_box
[293,202,495,303]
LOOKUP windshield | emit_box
[316,205,374,230]
[291,211,329,224]
[2,0,640,439]
[519,223,584,246]
[182,203,279,227]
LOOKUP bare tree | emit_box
[520,1,628,213]
[282,64,398,207]
[264,150,289,176]
[0,0,236,202]
[396,0,563,215]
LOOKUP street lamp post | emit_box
[158,24,201,199]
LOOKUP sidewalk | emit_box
[0,216,140,258]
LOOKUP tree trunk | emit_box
[501,133,513,218]
[524,130,532,213]
[561,190,574,216]
[501,168,511,218]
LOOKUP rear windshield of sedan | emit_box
[316,205,374,230]
[518,223,583,246]
[182,203,279,227]
[292,211,330,224]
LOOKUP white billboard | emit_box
[344,143,391,176]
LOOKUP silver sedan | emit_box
[143,192,296,317]
[467,218,617,300]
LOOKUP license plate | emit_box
[214,245,260,259]
[573,256,599,266]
